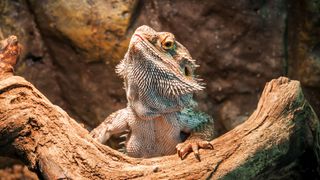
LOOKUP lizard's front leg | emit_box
[176,109,215,161]
[90,107,132,144]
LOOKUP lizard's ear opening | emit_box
[184,65,192,77]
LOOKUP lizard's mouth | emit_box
[133,34,143,41]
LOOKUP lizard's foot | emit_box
[176,139,213,161]
[90,128,108,144]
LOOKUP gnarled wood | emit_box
[0,36,319,179]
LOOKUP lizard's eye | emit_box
[163,40,174,50]
[161,36,175,50]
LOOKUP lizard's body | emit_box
[91,25,214,159]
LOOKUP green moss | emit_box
[221,140,290,180]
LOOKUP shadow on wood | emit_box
[0,36,319,179]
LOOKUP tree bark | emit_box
[0,36,319,179]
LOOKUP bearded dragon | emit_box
[90,25,214,160]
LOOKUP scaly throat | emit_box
[128,45,204,97]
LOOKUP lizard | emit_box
[90,25,214,160]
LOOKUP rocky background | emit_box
[0,0,319,179]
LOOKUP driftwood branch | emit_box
[0,36,319,179]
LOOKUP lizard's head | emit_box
[117,25,204,99]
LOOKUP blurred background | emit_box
[0,0,319,179]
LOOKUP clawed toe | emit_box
[200,141,213,149]
[176,140,213,161]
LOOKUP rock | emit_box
[0,2,58,177]
[0,0,288,131]
[3,0,314,138]
[300,48,320,88]
[219,100,248,130]
[134,0,286,131]
[22,0,138,127]
[0,0,70,117]
[1,0,320,178]
[28,0,138,63]
[287,0,320,118]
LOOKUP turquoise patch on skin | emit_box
[177,107,211,130]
